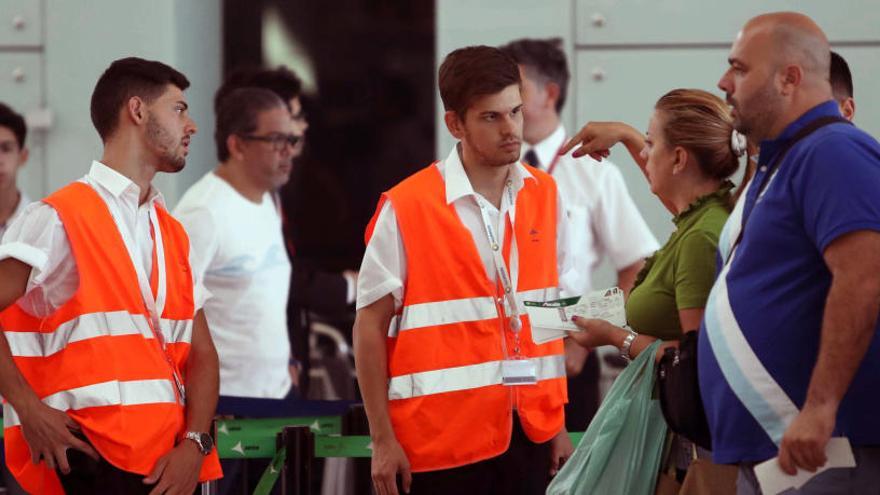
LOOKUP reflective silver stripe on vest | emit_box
[397,287,559,333]
[3,378,178,428]
[387,354,565,400]
[4,311,154,358]
[398,296,497,332]
[159,318,193,345]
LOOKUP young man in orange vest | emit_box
[354,45,575,495]
[0,57,222,494]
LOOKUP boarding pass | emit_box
[525,287,626,344]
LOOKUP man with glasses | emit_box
[175,87,297,407]
[215,67,358,397]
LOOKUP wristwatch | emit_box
[184,431,214,455]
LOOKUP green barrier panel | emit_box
[315,435,373,458]
[253,447,287,495]
[311,431,584,459]
[216,416,341,459]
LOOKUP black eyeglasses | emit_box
[239,133,301,151]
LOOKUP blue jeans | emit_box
[736,446,880,494]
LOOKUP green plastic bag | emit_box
[548,340,667,495]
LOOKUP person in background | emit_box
[562,88,743,492]
[500,37,659,434]
[0,103,30,240]
[830,50,855,121]
[175,87,297,494]
[215,66,357,395]
[175,87,296,401]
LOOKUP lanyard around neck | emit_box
[476,181,522,333]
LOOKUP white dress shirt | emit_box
[357,145,581,311]
[0,161,206,318]
[0,190,30,241]
[522,125,659,294]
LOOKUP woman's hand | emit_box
[568,316,623,349]
[559,121,632,161]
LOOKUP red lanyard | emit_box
[545,141,567,175]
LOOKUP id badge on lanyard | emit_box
[114,202,187,402]
[477,183,537,386]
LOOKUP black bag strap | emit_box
[733,115,852,250]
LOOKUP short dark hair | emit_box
[214,66,303,113]
[438,45,521,118]
[0,102,27,149]
[215,87,286,162]
[830,51,853,101]
[500,38,570,113]
[90,57,190,142]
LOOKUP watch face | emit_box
[199,433,214,453]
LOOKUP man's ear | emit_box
[841,97,856,121]
[779,65,803,96]
[16,147,29,168]
[545,81,561,111]
[672,146,690,175]
[127,96,147,125]
[226,134,245,161]
[444,110,465,140]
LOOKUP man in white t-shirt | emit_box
[175,88,296,400]
[0,103,31,241]
[501,38,659,431]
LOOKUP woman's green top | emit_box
[625,182,734,341]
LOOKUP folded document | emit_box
[754,437,856,495]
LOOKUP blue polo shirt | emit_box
[698,101,880,464]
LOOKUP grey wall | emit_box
[2,0,221,207]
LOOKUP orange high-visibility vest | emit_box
[365,162,567,472]
[0,182,222,494]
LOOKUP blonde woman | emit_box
[562,89,744,493]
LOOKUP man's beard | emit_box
[730,83,782,141]
[146,115,186,172]
[468,136,521,167]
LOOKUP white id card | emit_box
[501,359,537,386]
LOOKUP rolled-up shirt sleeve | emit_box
[356,200,406,311]
[0,202,70,292]
[0,202,78,316]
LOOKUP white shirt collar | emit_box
[442,144,535,205]
[523,124,566,171]
[88,160,165,207]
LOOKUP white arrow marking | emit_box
[217,423,229,435]
[231,441,245,455]
[310,420,321,432]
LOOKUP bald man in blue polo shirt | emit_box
[702,12,880,494]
